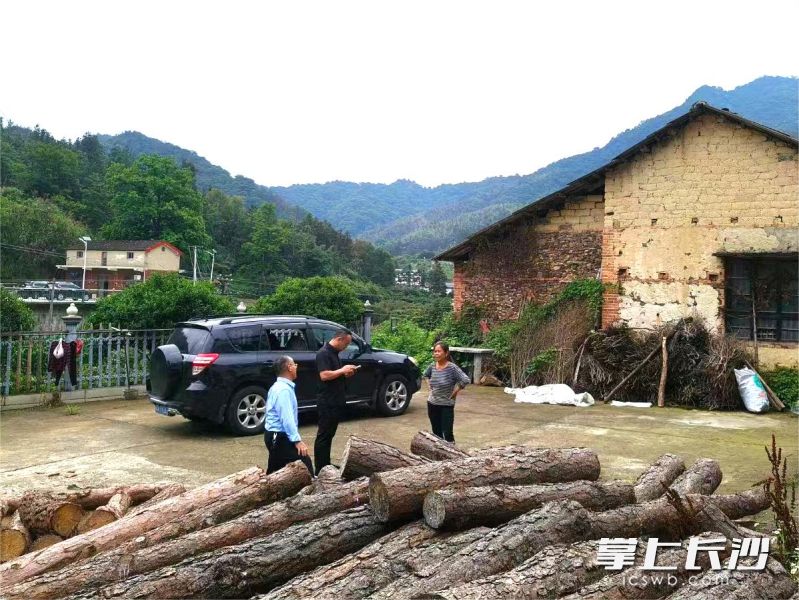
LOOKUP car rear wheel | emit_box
[226,386,267,435]
[376,375,410,416]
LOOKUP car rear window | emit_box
[224,325,262,352]
[167,327,212,354]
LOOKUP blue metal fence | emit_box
[0,328,171,397]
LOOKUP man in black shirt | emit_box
[314,329,358,474]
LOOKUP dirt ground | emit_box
[1,382,796,498]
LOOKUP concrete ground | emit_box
[1,383,796,499]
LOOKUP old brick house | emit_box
[436,103,798,366]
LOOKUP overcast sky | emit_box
[2,0,796,188]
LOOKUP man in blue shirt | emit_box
[264,355,313,475]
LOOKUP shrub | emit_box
[255,276,363,326]
[87,273,235,329]
[371,320,435,368]
[0,288,36,333]
[762,366,799,409]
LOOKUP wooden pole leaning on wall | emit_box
[744,360,785,411]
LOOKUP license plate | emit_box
[154,404,170,416]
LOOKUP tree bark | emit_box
[634,454,686,502]
[370,500,593,600]
[669,459,722,496]
[4,477,369,600]
[67,506,396,600]
[372,490,769,599]
[589,489,770,541]
[429,540,628,600]
[29,534,62,552]
[80,491,132,531]
[369,447,600,522]
[0,462,310,587]
[339,436,430,480]
[1,483,170,517]
[664,557,797,599]
[0,511,31,562]
[310,466,345,493]
[409,431,469,461]
[561,533,733,600]
[17,492,84,537]
[423,480,634,529]
[259,523,490,600]
[125,483,187,518]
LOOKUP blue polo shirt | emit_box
[265,377,300,442]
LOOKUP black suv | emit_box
[148,315,422,435]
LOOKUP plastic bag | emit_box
[53,339,64,359]
[734,367,769,413]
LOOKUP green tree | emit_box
[24,141,82,199]
[0,188,87,281]
[102,155,210,254]
[428,262,447,296]
[202,189,252,272]
[86,273,235,329]
[371,320,435,367]
[236,203,287,287]
[0,289,36,333]
[254,277,363,326]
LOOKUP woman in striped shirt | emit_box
[423,341,471,442]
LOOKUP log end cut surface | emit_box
[51,503,84,537]
[0,528,27,561]
[369,478,391,523]
[422,493,447,529]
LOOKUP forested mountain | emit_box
[97,131,306,220]
[0,123,395,293]
[86,76,796,256]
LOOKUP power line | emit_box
[0,243,64,258]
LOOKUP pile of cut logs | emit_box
[0,432,794,599]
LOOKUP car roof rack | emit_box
[217,314,314,325]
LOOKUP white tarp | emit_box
[504,384,594,407]
[610,400,652,408]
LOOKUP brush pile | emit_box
[0,432,794,599]
[577,319,752,409]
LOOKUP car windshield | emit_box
[167,327,212,354]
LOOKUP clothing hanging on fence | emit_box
[48,340,78,387]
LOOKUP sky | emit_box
[1,0,797,188]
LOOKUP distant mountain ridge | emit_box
[99,76,797,255]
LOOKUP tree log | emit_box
[410,431,469,461]
[310,465,345,493]
[68,506,395,600]
[429,540,633,600]
[423,480,634,529]
[29,534,62,552]
[669,459,722,496]
[562,533,733,600]
[125,483,187,518]
[4,477,369,600]
[0,512,31,562]
[1,483,170,517]
[80,491,132,531]
[0,462,310,587]
[17,492,84,537]
[369,447,600,522]
[259,523,490,600]
[633,454,686,502]
[589,489,770,541]
[370,500,593,599]
[372,490,769,599]
[664,557,797,599]
[339,436,430,480]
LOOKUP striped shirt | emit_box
[423,362,471,407]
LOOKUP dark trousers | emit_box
[427,402,455,442]
[314,402,344,475]
[265,431,313,475]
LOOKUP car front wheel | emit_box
[226,386,267,435]
[376,375,410,416]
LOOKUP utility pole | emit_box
[207,249,216,282]
[192,246,198,284]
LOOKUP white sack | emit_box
[734,367,769,413]
[504,384,594,407]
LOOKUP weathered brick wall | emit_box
[601,113,798,365]
[454,195,603,320]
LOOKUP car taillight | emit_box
[192,353,219,376]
